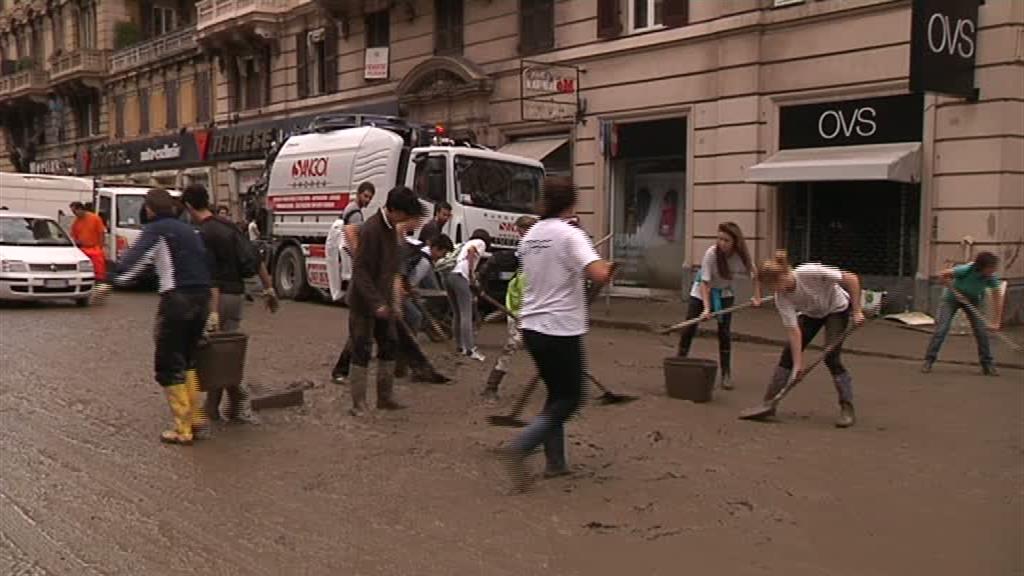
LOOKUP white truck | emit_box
[250,115,544,301]
[0,172,94,230]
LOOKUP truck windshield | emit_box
[0,216,74,246]
[454,156,543,214]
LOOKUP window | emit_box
[152,6,177,36]
[0,216,73,246]
[51,7,64,53]
[454,156,543,214]
[98,195,112,230]
[413,154,448,205]
[77,1,97,49]
[630,0,663,31]
[31,18,44,60]
[519,0,554,56]
[435,0,463,55]
[365,10,389,48]
[116,195,146,228]
[773,0,804,6]
[138,87,150,134]
[230,50,271,111]
[195,70,211,122]
[114,95,125,138]
[75,92,100,138]
[165,80,178,129]
[297,27,338,98]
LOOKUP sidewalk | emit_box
[589,296,1024,370]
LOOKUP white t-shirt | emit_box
[247,221,260,242]
[452,238,486,279]
[517,218,601,337]
[775,263,851,328]
[690,245,750,300]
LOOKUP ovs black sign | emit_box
[779,94,923,150]
[910,0,980,99]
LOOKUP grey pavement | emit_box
[590,296,1024,370]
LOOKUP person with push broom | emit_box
[754,251,865,428]
[676,222,762,390]
[499,178,615,492]
[921,251,1005,376]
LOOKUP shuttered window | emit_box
[435,0,463,55]
[519,0,554,56]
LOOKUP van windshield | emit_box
[454,156,542,214]
[0,216,74,246]
[117,195,147,228]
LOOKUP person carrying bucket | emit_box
[921,251,1005,376]
[676,222,762,390]
[757,251,865,428]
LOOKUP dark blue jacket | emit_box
[114,215,211,293]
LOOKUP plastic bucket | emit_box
[663,357,717,403]
[194,332,249,392]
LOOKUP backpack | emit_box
[213,216,260,279]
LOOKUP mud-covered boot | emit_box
[920,359,934,374]
[411,361,451,384]
[832,372,855,428]
[394,354,409,379]
[719,349,733,390]
[481,368,505,402]
[348,365,369,416]
[204,388,224,423]
[761,366,791,418]
[185,370,211,441]
[543,430,569,479]
[981,363,1000,377]
[331,344,351,385]
[160,384,193,445]
[226,383,260,425]
[836,402,856,428]
[376,361,405,411]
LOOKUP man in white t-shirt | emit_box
[500,178,615,493]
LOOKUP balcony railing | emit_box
[0,69,49,99]
[110,26,198,74]
[196,0,300,30]
[50,49,108,83]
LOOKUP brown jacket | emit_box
[349,210,400,315]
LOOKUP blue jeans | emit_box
[511,331,584,473]
[446,272,475,352]
[925,299,993,365]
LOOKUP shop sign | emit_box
[910,0,980,99]
[779,94,924,150]
[29,159,73,175]
[364,47,389,80]
[521,60,580,123]
[89,132,210,174]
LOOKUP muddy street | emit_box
[1,293,1021,576]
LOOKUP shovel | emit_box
[487,375,540,427]
[739,323,859,421]
[658,296,775,335]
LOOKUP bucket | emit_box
[194,332,249,392]
[663,357,717,403]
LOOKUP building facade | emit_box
[2,0,1021,319]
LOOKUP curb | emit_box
[590,317,1024,371]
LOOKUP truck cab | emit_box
[257,114,542,302]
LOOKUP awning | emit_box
[498,136,568,162]
[745,142,922,184]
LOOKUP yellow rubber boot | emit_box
[160,384,194,445]
[186,370,210,440]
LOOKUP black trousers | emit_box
[778,307,850,376]
[154,288,209,387]
[334,317,428,376]
[349,311,397,368]
[676,296,735,375]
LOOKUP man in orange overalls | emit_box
[70,201,108,283]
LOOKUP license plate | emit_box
[44,279,68,288]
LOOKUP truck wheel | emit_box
[274,245,310,300]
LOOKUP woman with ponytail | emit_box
[757,251,865,428]
[677,222,762,389]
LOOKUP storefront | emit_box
[605,117,687,291]
[748,93,925,302]
[86,130,215,191]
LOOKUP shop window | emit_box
[365,10,390,48]
[195,70,211,123]
[165,80,178,129]
[519,0,553,56]
[138,87,150,134]
[454,155,544,214]
[114,95,125,138]
[297,27,338,98]
[435,0,463,55]
[413,154,448,205]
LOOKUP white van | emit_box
[93,185,183,272]
[0,172,94,229]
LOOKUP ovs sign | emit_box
[910,0,980,99]
[817,107,877,140]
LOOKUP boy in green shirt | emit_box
[481,216,537,401]
[922,251,1005,376]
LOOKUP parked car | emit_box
[0,212,95,306]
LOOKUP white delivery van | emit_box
[0,172,94,229]
[93,185,183,272]
[255,114,543,301]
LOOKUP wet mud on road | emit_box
[1,293,1022,575]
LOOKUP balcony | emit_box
[196,0,301,40]
[49,49,108,89]
[0,69,49,103]
[110,26,198,75]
